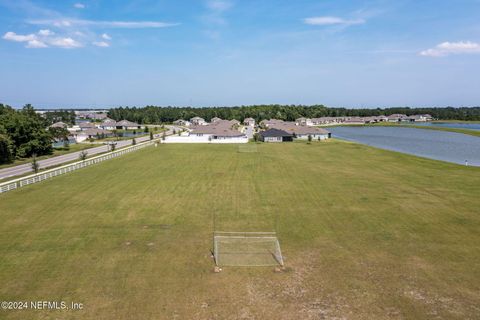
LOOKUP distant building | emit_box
[243,117,255,126]
[408,114,433,122]
[211,117,222,123]
[49,121,68,129]
[190,117,207,126]
[173,119,191,126]
[387,114,408,122]
[99,119,116,130]
[115,120,141,130]
[343,117,366,125]
[295,117,313,126]
[79,122,96,131]
[260,119,284,128]
[71,129,112,142]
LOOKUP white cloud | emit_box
[420,41,480,57]
[3,31,83,49]
[303,16,365,26]
[74,3,85,9]
[38,29,54,36]
[3,31,36,42]
[26,39,47,48]
[49,37,83,48]
[29,19,179,29]
[92,41,109,47]
[101,33,111,40]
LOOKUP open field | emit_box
[0,141,479,319]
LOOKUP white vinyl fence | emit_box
[0,139,158,194]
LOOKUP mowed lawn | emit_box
[0,141,479,319]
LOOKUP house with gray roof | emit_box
[269,121,331,140]
[115,120,141,130]
[260,128,293,142]
[79,122,96,130]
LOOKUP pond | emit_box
[328,126,480,166]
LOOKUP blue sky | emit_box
[1,0,479,108]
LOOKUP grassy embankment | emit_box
[340,122,480,137]
[0,141,479,319]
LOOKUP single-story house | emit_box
[173,119,191,126]
[99,119,117,130]
[408,114,433,122]
[259,119,284,128]
[190,117,207,126]
[295,117,313,126]
[387,114,408,122]
[72,129,112,142]
[343,117,366,125]
[115,120,141,130]
[164,121,248,143]
[79,122,96,131]
[243,117,255,126]
[269,122,331,140]
[260,128,293,142]
[50,121,68,129]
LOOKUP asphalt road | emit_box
[0,126,180,181]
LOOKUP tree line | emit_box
[0,104,57,164]
[107,105,480,124]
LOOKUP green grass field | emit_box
[0,141,479,319]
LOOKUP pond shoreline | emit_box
[328,126,480,167]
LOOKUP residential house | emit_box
[50,121,68,129]
[376,115,388,122]
[311,117,344,126]
[211,117,222,123]
[72,129,112,143]
[259,119,284,128]
[259,128,293,142]
[190,117,207,126]
[79,122,96,131]
[99,119,116,130]
[387,114,408,122]
[408,114,433,122]
[295,117,313,126]
[173,119,191,126]
[270,121,331,140]
[243,117,256,126]
[343,117,366,125]
[165,120,248,143]
[115,120,141,130]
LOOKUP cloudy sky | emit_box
[1,0,479,108]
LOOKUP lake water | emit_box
[328,126,480,166]
[407,122,480,131]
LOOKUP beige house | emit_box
[243,117,255,126]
